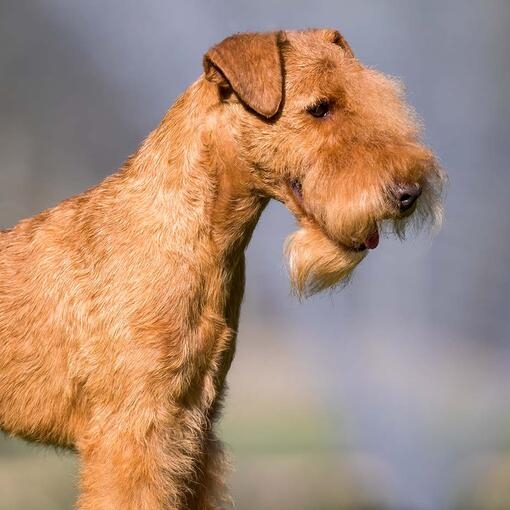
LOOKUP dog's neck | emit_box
[114,79,268,395]
[124,78,268,263]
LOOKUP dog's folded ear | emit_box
[315,28,354,57]
[203,31,284,119]
[312,28,354,58]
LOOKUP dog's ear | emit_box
[313,28,354,58]
[203,31,284,119]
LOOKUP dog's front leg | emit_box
[75,407,212,510]
[182,429,230,510]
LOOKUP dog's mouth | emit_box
[358,229,379,250]
[286,177,380,252]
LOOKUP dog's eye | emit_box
[307,100,331,118]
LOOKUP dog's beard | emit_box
[285,168,445,298]
[285,225,365,297]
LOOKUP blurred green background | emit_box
[1,1,510,509]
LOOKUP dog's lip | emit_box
[288,178,304,204]
[283,179,379,253]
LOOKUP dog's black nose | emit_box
[396,183,422,212]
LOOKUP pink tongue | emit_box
[365,230,380,250]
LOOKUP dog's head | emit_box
[204,29,445,296]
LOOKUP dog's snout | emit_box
[395,183,422,212]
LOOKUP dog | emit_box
[0,29,444,509]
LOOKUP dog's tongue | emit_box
[365,229,380,250]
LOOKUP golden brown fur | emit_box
[0,29,444,508]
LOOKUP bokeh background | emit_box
[1,1,509,509]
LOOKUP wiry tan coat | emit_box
[0,29,444,509]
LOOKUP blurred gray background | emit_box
[1,1,509,509]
